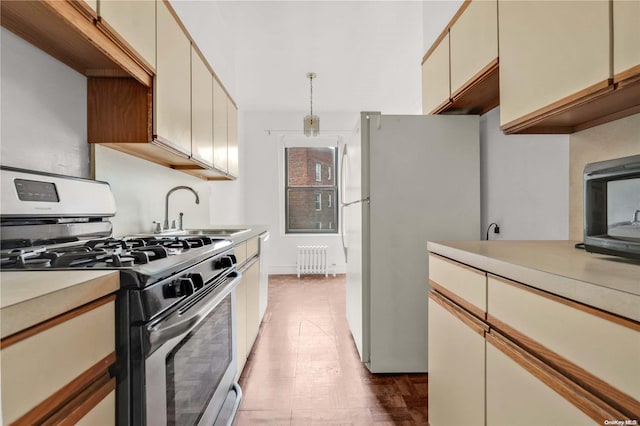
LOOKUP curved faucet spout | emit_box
[164,186,200,229]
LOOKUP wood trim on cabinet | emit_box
[429,291,488,337]
[421,1,471,65]
[11,353,116,426]
[486,330,630,424]
[1,0,152,87]
[88,77,153,144]
[500,79,613,134]
[41,374,115,426]
[0,294,115,349]
[95,17,156,75]
[488,274,640,332]
[614,64,640,87]
[429,280,486,321]
[67,0,97,22]
[449,57,500,114]
[427,98,453,115]
[487,313,640,419]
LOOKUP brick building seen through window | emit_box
[285,147,338,233]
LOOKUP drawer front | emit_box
[1,300,115,424]
[428,294,486,426]
[428,253,487,317]
[487,333,606,426]
[234,242,248,267]
[487,275,640,403]
[246,237,259,260]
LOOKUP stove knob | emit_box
[215,255,234,269]
[186,273,204,290]
[163,277,195,299]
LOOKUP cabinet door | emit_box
[227,98,239,177]
[236,275,247,377]
[449,0,498,96]
[498,0,611,126]
[613,0,640,82]
[428,293,486,426]
[213,78,228,172]
[245,260,261,352]
[422,33,450,114]
[99,0,156,70]
[155,0,191,155]
[486,332,619,426]
[191,47,214,166]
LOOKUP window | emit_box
[285,147,338,234]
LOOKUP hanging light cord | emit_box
[309,75,313,118]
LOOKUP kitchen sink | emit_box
[183,228,250,237]
[157,228,250,237]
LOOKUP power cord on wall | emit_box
[486,223,500,240]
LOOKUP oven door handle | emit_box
[147,272,242,350]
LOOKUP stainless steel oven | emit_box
[0,166,244,426]
[141,268,241,426]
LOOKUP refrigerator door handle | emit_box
[340,144,348,206]
[341,205,347,261]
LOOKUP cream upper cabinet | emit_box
[613,0,640,81]
[449,0,498,96]
[227,99,239,177]
[421,33,450,114]
[498,0,611,127]
[191,47,214,166]
[213,78,228,173]
[155,0,191,155]
[98,0,156,70]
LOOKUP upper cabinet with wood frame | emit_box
[421,0,499,115]
[499,0,640,134]
[97,0,157,73]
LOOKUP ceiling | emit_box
[171,1,461,115]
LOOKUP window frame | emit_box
[284,146,339,234]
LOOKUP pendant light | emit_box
[304,72,319,137]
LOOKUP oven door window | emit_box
[166,294,232,426]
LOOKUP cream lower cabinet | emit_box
[428,254,639,425]
[1,296,116,425]
[428,292,486,426]
[486,332,605,426]
[235,238,263,377]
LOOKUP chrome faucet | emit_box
[633,209,640,224]
[164,186,199,230]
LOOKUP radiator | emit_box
[297,245,329,277]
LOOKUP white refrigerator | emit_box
[342,112,480,373]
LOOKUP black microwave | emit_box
[584,154,640,260]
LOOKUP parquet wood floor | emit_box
[236,274,428,425]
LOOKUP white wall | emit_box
[480,107,570,240]
[1,28,90,177]
[93,145,245,237]
[243,111,358,275]
[422,1,463,51]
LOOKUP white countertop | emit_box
[427,240,640,322]
[0,270,119,339]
